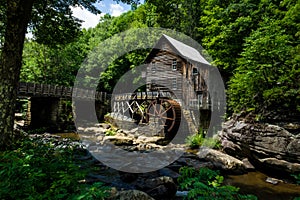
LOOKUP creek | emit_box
[225,171,300,199]
[55,132,300,199]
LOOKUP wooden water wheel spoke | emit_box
[159,118,166,125]
[147,112,158,117]
[157,105,161,115]
[154,105,161,115]
[160,116,175,120]
[160,106,173,116]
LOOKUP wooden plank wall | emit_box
[145,43,211,109]
[146,44,184,100]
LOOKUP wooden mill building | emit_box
[112,34,223,135]
[144,34,211,110]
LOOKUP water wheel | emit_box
[146,99,181,135]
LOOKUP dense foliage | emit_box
[22,6,151,90]
[0,135,109,199]
[178,166,257,199]
[21,40,86,86]
[228,0,300,117]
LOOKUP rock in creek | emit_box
[109,190,155,200]
[265,177,281,185]
[103,135,134,146]
[197,147,247,174]
[138,176,177,200]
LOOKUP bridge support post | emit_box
[95,100,110,121]
[24,98,31,127]
[27,97,61,130]
[199,109,211,133]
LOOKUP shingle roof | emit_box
[162,34,210,65]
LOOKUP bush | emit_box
[0,136,109,199]
[178,167,257,200]
[105,129,117,136]
[291,173,300,185]
[185,129,221,149]
[185,133,204,149]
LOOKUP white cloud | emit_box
[109,4,126,17]
[26,31,33,39]
[71,6,104,29]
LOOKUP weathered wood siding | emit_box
[146,45,184,101]
[146,42,211,109]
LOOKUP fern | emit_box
[178,167,257,200]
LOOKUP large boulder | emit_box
[136,176,177,200]
[219,118,300,174]
[103,135,134,146]
[197,147,246,174]
[110,190,155,200]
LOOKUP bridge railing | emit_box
[17,82,109,101]
[113,91,174,101]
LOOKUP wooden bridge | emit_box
[17,82,109,101]
[16,82,110,130]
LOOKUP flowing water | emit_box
[55,132,300,199]
[224,171,300,199]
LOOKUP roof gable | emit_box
[146,34,210,65]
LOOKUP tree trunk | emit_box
[0,0,34,150]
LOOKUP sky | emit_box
[26,1,143,38]
[71,0,141,29]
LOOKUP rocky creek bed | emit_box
[49,119,300,200]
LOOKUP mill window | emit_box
[172,78,177,89]
[198,93,203,107]
[151,62,156,73]
[172,59,177,71]
[193,68,198,75]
